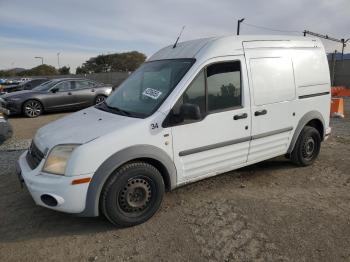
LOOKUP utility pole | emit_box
[332,50,337,86]
[340,39,349,61]
[34,56,44,65]
[237,18,245,35]
[57,52,61,69]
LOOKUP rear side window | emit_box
[55,81,74,91]
[207,62,241,111]
[250,57,296,105]
[75,80,91,90]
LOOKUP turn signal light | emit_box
[71,177,91,185]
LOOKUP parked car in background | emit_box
[0,78,49,95]
[0,107,12,145]
[1,78,112,117]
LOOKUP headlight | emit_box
[0,107,9,119]
[42,144,80,175]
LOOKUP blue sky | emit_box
[0,0,349,72]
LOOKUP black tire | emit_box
[95,95,106,105]
[291,126,321,166]
[101,162,165,227]
[23,100,43,118]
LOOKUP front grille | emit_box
[26,141,44,169]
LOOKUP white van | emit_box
[16,35,331,226]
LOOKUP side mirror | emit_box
[180,103,201,120]
[51,87,59,93]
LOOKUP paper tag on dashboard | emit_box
[142,88,162,99]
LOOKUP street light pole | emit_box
[237,18,245,35]
[57,52,61,69]
[34,56,43,65]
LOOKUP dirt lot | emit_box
[0,102,349,262]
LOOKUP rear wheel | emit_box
[95,95,106,105]
[291,126,321,166]
[101,162,165,227]
[23,100,43,118]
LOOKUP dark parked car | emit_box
[0,107,12,144]
[1,78,113,117]
[0,78,49,95]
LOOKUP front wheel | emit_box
[95,95,106,105]
[23,100,43,118]
[101,162,165,227]
[291,126,321,166]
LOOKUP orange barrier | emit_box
[331,98,344,118]
[332,86,350,97]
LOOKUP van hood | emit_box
[34,107,139,152]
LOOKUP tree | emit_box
[76,66,89,75]
[110,51,147,72]
[76,51,146,74]
[58,66,70,75]
[18,64,58,76]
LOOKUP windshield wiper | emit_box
[96,101,131,116]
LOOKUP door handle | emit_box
[68,92,72,95]
[233,113,248,120]
[254,109,267,116]
[91,89,95,92]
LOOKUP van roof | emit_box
[148,35,323,62]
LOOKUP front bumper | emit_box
[0,119,13,144]
[17,151,92,214]
[3,100,22,115]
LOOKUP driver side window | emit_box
[167,60,242,127]
[176,70,205,115]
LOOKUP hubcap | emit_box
[302,137,315,160]
[25,102,41,117]
[95,96,105,104]
[118,177,152,213]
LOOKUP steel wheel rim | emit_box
[25,101,41,117]
[118,177,152,214]
[302,137,315,160]
[95,96,105,104]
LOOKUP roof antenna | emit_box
[173,26,186,49]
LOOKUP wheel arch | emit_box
[287,110,325,153]
[78,145,177,217]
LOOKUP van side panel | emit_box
[292,48,330,89]
[243,40,330,164]
[292,46,331,139]
[249,57,296,105]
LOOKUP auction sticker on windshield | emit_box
[142,88,162,99]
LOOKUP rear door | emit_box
[244,43,298,163]
[169,56,251,184]
[72,80,97,108]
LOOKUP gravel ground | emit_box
[0,102,349,262]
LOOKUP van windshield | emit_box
[101,59,195,118]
